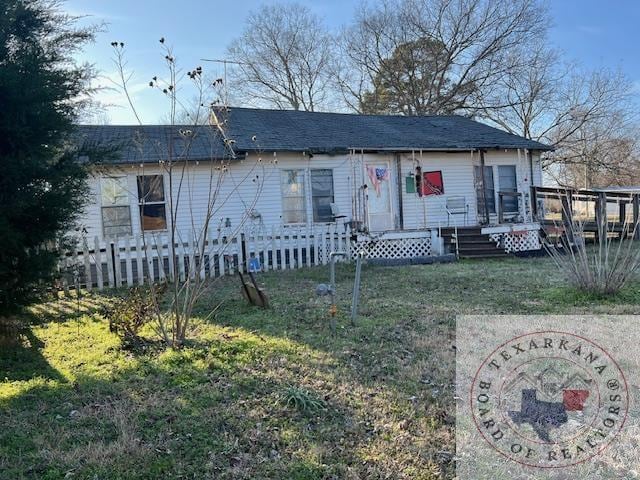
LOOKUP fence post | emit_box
[633,194,640,240]
[218,236,225,277]
[135,235,144,285]
[207,228,215,278]
[177,237,186,282]
[94,236,103,290]
[296,228,303,269]
[619,200,627,239]
[167,232,176,282]
[124,236,133,287]
[114,239,123,287]
[261,229,269,272]
[106,241,115,288]
[236,231,244,273]
[187,231,196,279]
[305,226,311,267]
[321,225,328,265]
[287,229,295,269]
[198,232,206,280]
[146,237,155,284]
[561,191,574,245]
[313,226,320,265]
[279,228,286,270]
[83,242,92,291]
[595,191,607,243]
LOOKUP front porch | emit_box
[353,221,542,261]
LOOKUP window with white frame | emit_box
[137,175,167,231]
[498,165,518,212]
[281,169,306,224]
[311,169,335,222]
[101,176,132,237]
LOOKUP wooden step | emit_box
[458,244,503,253]
[460,251,509,259]
[443,228,510,259]
[441,227,482,235]
[448,235,493,243]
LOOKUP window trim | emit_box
[137,174,168,232]
[100,176,132,238]
[280,169,307,225]
[310,168,335,224]
[498,165,519,213]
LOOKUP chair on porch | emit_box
[445,196,469,226]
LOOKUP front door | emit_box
[365,162,394,231]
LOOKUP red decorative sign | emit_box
[423,170,444,196]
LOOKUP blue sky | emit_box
[66,0,640,124]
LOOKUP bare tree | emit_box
[551,110,640,188]
[227,3,334,111]
[480,46,639,187]
[335,0,548,115]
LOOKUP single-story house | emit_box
[77,107,550,237]
[66,108,552,288]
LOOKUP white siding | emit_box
[77,147,543,241]
[400,149,539,228]
[400,151,476,229]
[80,152,357,242]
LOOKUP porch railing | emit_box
[530,186,640,241]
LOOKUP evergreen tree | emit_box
[360,38,475,115]
[0,0,95,324]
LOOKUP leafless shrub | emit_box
[110,39,273,348]
[543,195,640,295]
[103,286,160,348]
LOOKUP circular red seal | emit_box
[470,330,629,468]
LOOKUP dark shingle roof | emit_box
[77,107,551,164]
[222,108,552,153]
[75,124,228,164]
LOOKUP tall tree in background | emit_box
[359,37,474,115]
[227,3,333,111]
[479,42,639,186]
[335,0,547,115]
[0,0,95,336]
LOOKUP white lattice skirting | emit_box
[352,237,433,259]
[489,230,541,253]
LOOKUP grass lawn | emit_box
[2,255,640,479]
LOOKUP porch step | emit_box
[441,227,482,235]
[446,234,490,243]
[460,251,509,259]
[458,244,503,252]
[441,227,509,259]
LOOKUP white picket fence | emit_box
[59,225,354,291]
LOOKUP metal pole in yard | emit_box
[110,241,117,287]
[350,251,364,325]
[329,251,347,332]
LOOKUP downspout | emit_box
[527,149,535,187]
[480,149,490,225]
[395,153,404,230]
